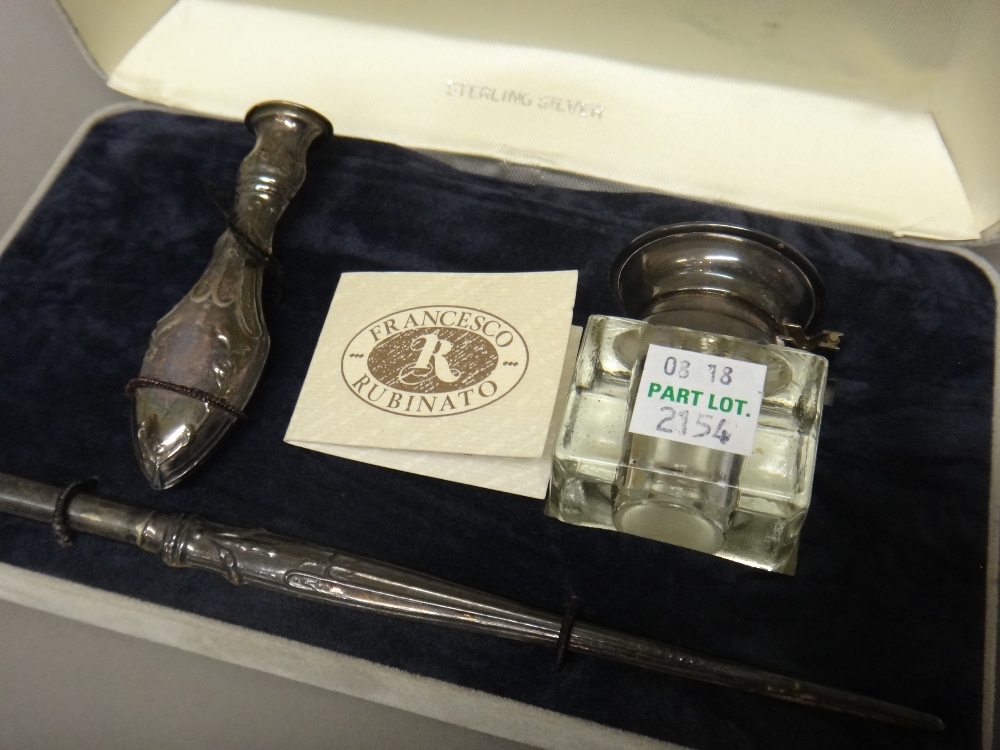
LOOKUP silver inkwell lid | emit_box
[610,222,841,351]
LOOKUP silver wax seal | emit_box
[129,101,332,489]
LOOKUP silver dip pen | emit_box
[129,101,332,490]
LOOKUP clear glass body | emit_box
[547,316,828,573]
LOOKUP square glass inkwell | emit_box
[548,224,841,573]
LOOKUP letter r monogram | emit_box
[400,332,461,384]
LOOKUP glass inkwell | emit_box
[547,224,841,573]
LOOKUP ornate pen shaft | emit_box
[0,472,943,732]
[130,101,331,490]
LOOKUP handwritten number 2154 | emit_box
[656,407,731,445]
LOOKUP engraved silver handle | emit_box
[130,102,331,490]
[0,472,944,732]
[140,516,558,645]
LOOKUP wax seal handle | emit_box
[232,102,333,248]
[130,102,331,490]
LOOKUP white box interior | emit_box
[58,0,1000,240]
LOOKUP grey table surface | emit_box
[0,2,533,749]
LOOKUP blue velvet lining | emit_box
[0,109,992,749]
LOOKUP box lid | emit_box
[58,0,1000,241]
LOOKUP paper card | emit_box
[285,271,578,461]
[289,326,582,499]
[628,343,767,456]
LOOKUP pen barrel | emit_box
[0,473,152,545]
[569,622,945,731]
[0,471,944,732]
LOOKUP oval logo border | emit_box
[341,305,530,418]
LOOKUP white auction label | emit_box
[628,344,767,456]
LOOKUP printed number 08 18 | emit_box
[707,364,734,385]
[663,356,689,378]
